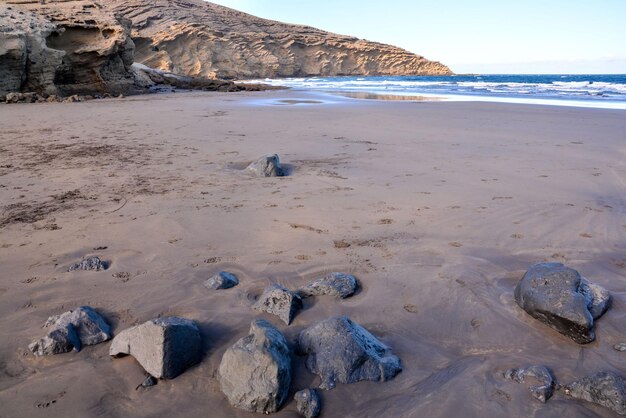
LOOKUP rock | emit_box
[565,371,626,415]
[294,389,321,418]
[218,320,291,414]
[109,317,202,379]
[105,0,452,79]
[514,262,610,344]
[254,284,302,325]
[136,375,157,389]
[504,365,555,403]
[298,316,402,390]
[29,306,111,356]
[0,2,144,100]
[204,271,239,290]
[297,272,357,299]
[246,154,285,177]
[67,256,108,272]
[614,343,626,352]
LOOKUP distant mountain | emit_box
[106,0,453,79]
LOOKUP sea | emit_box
[250,74,626,109]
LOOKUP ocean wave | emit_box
[244,75,626,104]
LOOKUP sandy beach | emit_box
[0,90,625,417]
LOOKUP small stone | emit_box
[68,256,108,272]
[294,389,321,418]
[246,154,285,177]
[298,316,402,390]
[565,371,626,415]
[218,320,291,413]
[514,262,610,344]
[614,343,626,352]
[136,375,157,389]
[504,365,555,403]
[204,271,239,290]
[29,306,111,356]
[297,272,357,299]
[254,284,302,325]
[109,317,202,379]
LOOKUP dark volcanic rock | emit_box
[254,284,303,325]
[298,316,402,390]
[68,256,108,272]
[29,306,111,356]
[505,365,555,403]
[204,271,239,290]
[565,371,626,415]
[514,262,610,344]
[246,154,285,177]
[297,272,357,299]
[109,317,202,379]
[294,388,321,418]
[218,320,291,414]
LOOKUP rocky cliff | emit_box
[0,0,143,99]
[106,0,452,79]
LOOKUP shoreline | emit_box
[1,89,625,417]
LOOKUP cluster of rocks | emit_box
[31,253,624,416]
[5,92,124,104]
[31,266,395,417]
[505,366,625,415]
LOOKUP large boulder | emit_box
[246,154,285,177]
[218,320,291,414]
[298,316,402,390]
[297,272,357,299]
[29,306,111,356]
[294,388,321,418]
[504,365,555,403]
[565,371,626,415]
[109,317,202,379]
[514,262,610,344]
[204,271,239,290]
[254,284,302,325]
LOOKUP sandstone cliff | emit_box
[0,0,143,99]
[106,0,452,79]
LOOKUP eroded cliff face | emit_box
[0,0,143,99]
[106,0,453,79]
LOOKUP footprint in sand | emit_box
[35,391,66,408]
[449,242,463,248]
[295,254,311,261]
[510,233,524,239]
[378,218,393,225]
[579,233,593,238]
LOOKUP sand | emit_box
[0,90,625,417]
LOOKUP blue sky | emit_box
[209,0,626,74]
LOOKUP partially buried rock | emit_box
[29,306,111,356]
[204,271,239,290]
[514,262,610,344]
[297,272,357,299]
[246,154,285,177]
[565,371,626,415]
[294,389,321,418]
[504,365,555,403]
[254,284,302,325]
[298,316,402,390]
[109,317,201,379]
[218,320,291,414]
[68,256,108,272]
[614,343,626,352]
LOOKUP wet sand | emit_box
[0,90,625,417]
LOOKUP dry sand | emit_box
[0,90,625,417]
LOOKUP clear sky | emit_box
[208,0,626,74]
